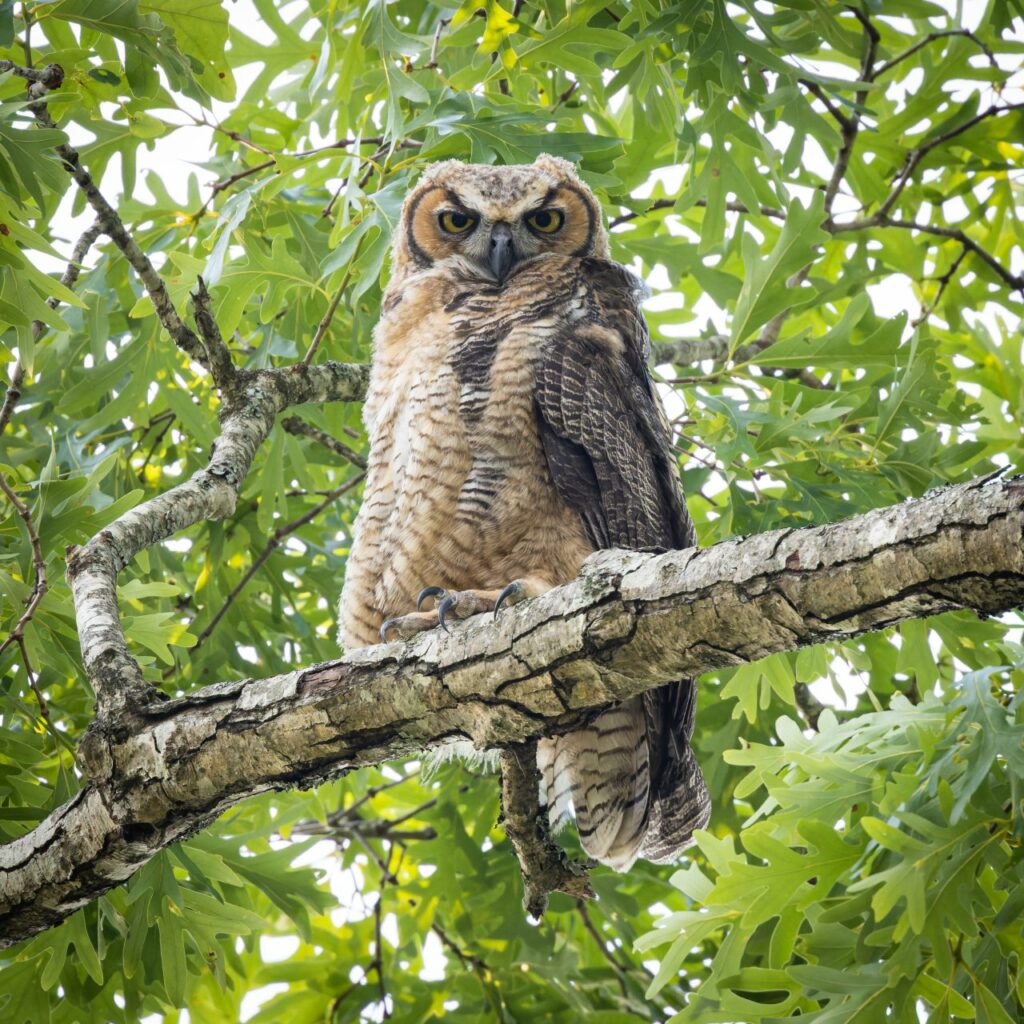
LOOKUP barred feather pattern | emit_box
[340,158,710,871]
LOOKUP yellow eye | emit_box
[526,209,564,234]
[439,210,476,234]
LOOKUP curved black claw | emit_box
[493,580,525,619]
[416,585,447,611]
[379,618,399,642]
[437,593,458,633]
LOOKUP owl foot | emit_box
[378,581,532,642]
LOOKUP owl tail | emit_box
[537,686,710,871]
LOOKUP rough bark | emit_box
[2,472,1022,947]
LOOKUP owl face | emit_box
[392,154,609,286]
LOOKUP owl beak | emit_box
[488,222,518,283]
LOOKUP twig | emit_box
[874,28,998,79]
[190,277,235,389]
[189,472,365,652]
[872,103,1024,224]
[373,849,392,1018]
[136,416,176,482]
[798,78,853,130]
[608,197,785,229]
[832,215,1023,293]
[191,136,410,220]
[20,3,32,67]
[410,16,449,71]
[293,794,437,845]
[0,220,102,671]
[794,681,825,728]
[431,922,491,975]
[16,636,51,725]
[17,64,208,366]
[911,246,969,328]
[281,417,367,469]
[740,6,877,363]
[1,219,101,435]
[576,901,630,995]
[301,234,366,365]
[0,474,47,663]
[0,57,53,82]
[552,79,578,111]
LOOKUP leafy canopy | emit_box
[1,1,1023,1022]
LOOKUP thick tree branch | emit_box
[2,473,1021,947]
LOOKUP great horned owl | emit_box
[339,154,710,870]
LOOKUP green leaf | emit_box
[729,194,829,346]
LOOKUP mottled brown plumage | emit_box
[340,155,710,870]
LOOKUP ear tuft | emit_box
[420,159,466,184]
[533,153,578,179]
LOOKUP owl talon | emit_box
[493,580,526,618]
[417,585,447,610]
[437,593,458,632]
[379,618,399,642]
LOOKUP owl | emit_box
[339,154,710,870]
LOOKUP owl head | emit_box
[390,154,609,287]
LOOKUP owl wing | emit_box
[533,258,710,870]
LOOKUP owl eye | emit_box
[526,209,565,234]
[439,210,476,234]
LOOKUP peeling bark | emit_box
[2,473,1022,947]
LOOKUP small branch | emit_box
[431,922,491,975]
[793,682,826,730]
[301,234,366,365]
[609,197,785,229]
[872,103,1024,224]
[1,219,102,435]
[135,415,175,482]
[576,901,629,996]
[0,57,54,83]
[373,856,391,1018]
[66,360,368,716]
[873,29,998,80]
[911,246,969,328]
[0,220,102,672]
[14,63,209,365]
[189,472,365,653]
[410,16,449,71]
[552,79,578,111]
[281,417,367,469]
[0,474,47,662]
[16,636,51,726]
[798,78,853,130]
[192,136,408,219]
[499,745,595,918]
[190,277,235,389]
[293,797,438,844]
[831,216,1023,293]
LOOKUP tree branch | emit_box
[282,416,368,468]
[499,745,594,917]
[66,360,369,716]
[15,63,207,365]
[1,219,101,434]
[873,29,998,80]
[1,472,1021,947]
